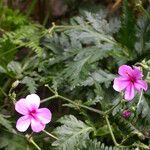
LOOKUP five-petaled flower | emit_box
[15,94,52,132]
[113,65,148,101]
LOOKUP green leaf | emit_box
[0,133,28,150]
[83,96,102,106]
[113,114,145,140]
[82,69,115,88]
[0,6,28,31]
[0,66,7,73]
[0,38,17,67]
[137,96,150,125]
[0,114,13,132]
[63,56,90,86]
[21,76,38,93]
[135,7,150,54]
[2,25,43,56]
[133,141,150,150]
[82,139,116,150]
[7,61,22,78]
[118,0,136,51]
[96,125,111,137]
[52,115,94,150]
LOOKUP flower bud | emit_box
[122,110,132,118]
[12,80,20,88]
[131,106,136,112]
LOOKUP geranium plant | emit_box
[0,0,150,149]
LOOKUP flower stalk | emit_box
[137,90,143,107]
[43,130,58,140]
[41,93,104,115]
[26,134,41,150]
[104,115,119,147]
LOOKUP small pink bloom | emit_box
[15,94,52,132]
[122,110,132,118]
[113,65,148,101]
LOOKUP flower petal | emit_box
[31,118,45,132]
[134,80,148,92]
[16,115,30,132]
[133,67,143,79]
[37,108,52,124]
[113,77,129,92]
[15,98,29,115]
[124,84,135,101]
[26,94,40,110]
[118,65,133,77]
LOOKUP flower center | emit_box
[29,109,37,118]
[125,71,136,83]
[130,77,136,83]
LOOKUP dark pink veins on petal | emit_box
[125,71,136,83]
[28,109,43,125]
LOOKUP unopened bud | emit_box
[122,110,132,119]
[131,106,136,112]
[12,80,19,88]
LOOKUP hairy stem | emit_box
[105,115,119,147]
[48,23,56,35]
[45,84,57,95]
[26,134,41,150]
[30,139,41,150]
[137,90,143,107]
[105,100,122,115]
[41,93,104,115]
[58,95,104,115]
[42,85,105,115]
[40,95,58,103]
[120,133,134,145]
[43,130,58,140]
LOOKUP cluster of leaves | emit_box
[0,0,150,149]
[0,5,28,31]
[41,1,150,149]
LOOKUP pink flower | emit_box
[113,65,148,101]
[122,110,132,118]
[15,94,52,132]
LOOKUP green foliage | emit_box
[41,6,150,148]
[0,6,28,31]
[113,114,144,139]
[7,61,22,77]
[0,38,17,68]
[82,139,116,150]
[118,0,136,51]
[43,9,121,88]
[0,114,13,132]
[135,7,150,55]
[52,115,94,150]
[0,133,28,150]
[82,69,115,88]
[1,24,44,56]
[137,96,150,125]
[0,1,150,150]
[21,76,38,93]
